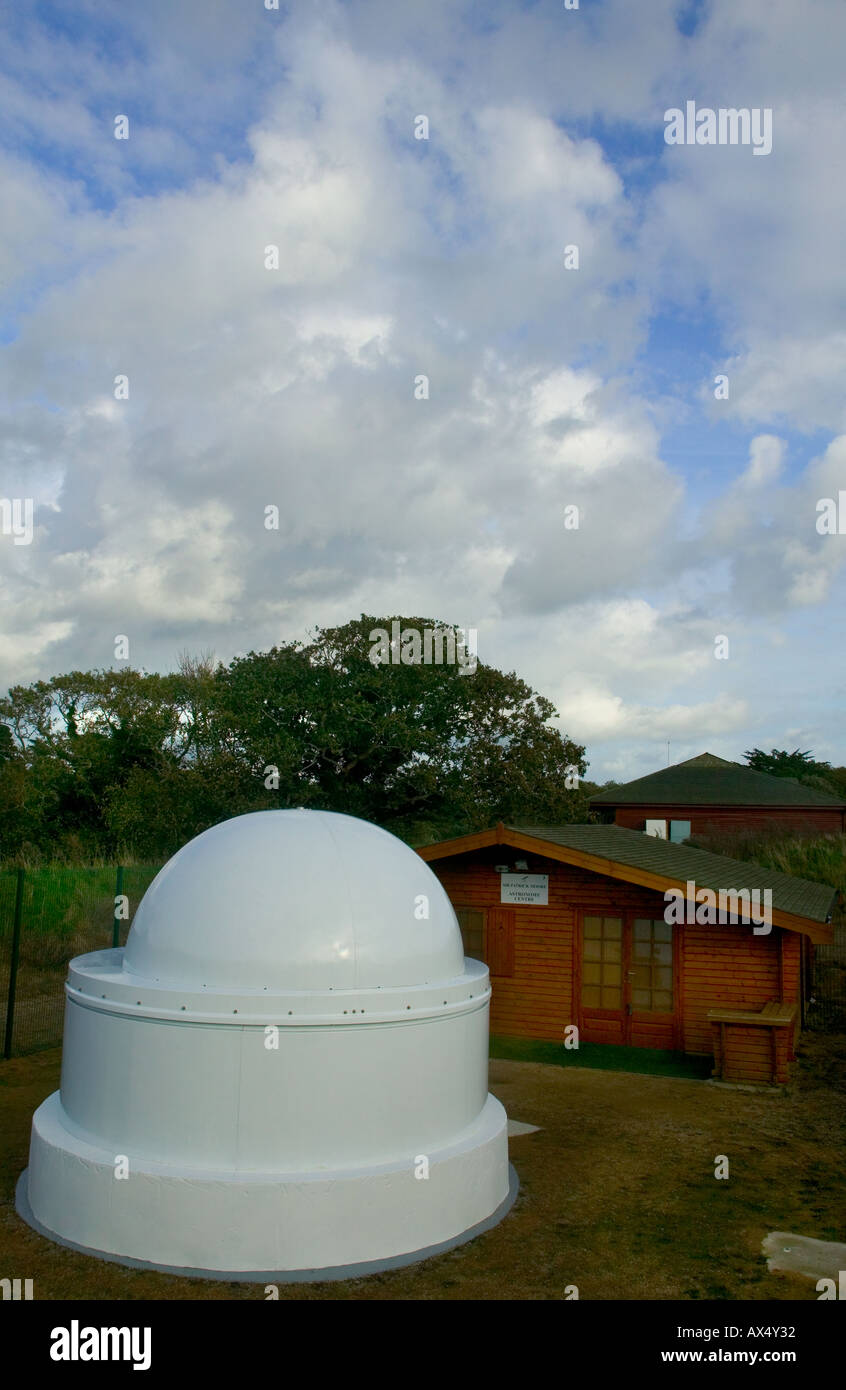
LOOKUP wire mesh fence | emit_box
[0,864,163,1058]
[806,910,846,1032]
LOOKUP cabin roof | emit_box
[417,822,837,940]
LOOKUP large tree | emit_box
[0,616,592,859]
[210,616,590,840]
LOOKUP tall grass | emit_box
[4,844,152,870]
[0,863,164,1004]
[0,866,163,950]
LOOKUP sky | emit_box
[1,0,845,783]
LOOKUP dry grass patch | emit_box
[1,1033,843,1301]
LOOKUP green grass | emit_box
[490,1034,713,1080]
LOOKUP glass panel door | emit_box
[580,913,678,1049]
[580,915,625,1044]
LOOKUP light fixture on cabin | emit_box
[514,859,529,871]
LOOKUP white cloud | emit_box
[738,435,785,491]
[555,684,748,744]
[1,0,846,776]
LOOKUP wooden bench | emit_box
[706,1001,798,1084]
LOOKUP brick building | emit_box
[589,752,846,841]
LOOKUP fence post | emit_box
[3,868,25,1060]
[113,866,124,948]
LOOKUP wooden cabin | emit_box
[418,823,836,1086]
[589,752,846,840]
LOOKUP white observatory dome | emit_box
[18,810,514,1279]
[124,809,466,991]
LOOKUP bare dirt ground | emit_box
[2,1033,844,1301]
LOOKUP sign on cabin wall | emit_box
[500,873,548,905]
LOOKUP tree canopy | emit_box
[0,616,591,862]
[744,747,846,798]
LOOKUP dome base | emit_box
[19,1092,514,1279]
[16,1166,519,1284]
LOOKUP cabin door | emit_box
[579,914,677,1049]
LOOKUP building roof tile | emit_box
[589,752,846,808]
[508,822,837,924]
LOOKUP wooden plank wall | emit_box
[431,852,793,1056]
[681,923,784,1053]
[433,857,578,1041]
